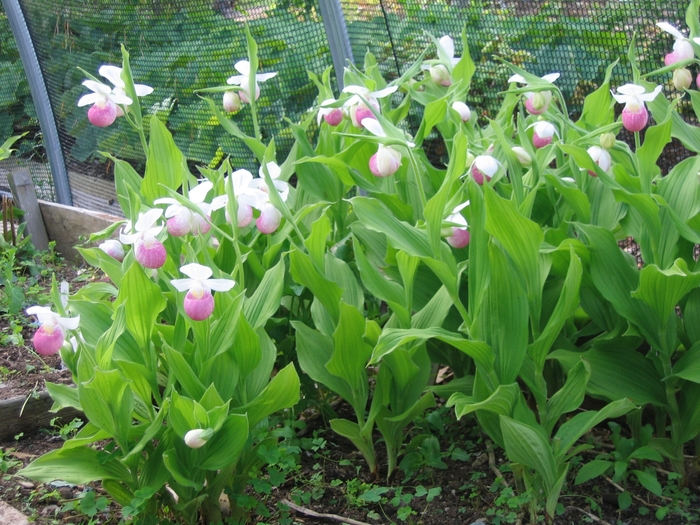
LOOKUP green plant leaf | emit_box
[575,459,613,485]
[19,446,131,484]
[115,263,166,350]
[500,416,558,492]
[141,117,185,202]
[200,414,249,470]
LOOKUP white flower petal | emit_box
[231,169,253,191]
[637,84,663,102]
[171,278,196,292]
[256,72,277,82]
[508,73,526,84]
[342,85,369,96]
[189,181,214,204]
[226,74,245,86]
[361,118,385,137]
[99,65,124,88]
[58,315,80,330]
[77,93,102,107]
[371,86,398,99]
[180,263,213,281]
[542,73,560,83]
[135,209,164,232]
[234,60,251,75]
[210,195,228,211]
[108,92,133,106]
[83,80,112,95]
[134,83,154,96]
[438,35,455,59]
[207,278,235,292]
[657,22,685,40]
[616,84,646,96]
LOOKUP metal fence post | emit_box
[318,0,354,91]
[2,0,72,205]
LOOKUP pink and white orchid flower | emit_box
[171,263,235,321]
[77,80,132,127]
[531,121,558,149]
[444,201,470,248]
[99,65,154,106]
[508,72,560,115]
[318,99,344,126]
[154,181,213,237]
[362,118,414,178]
[26,306,80,356]
[210,169,267,228]
[656,22,695,66]
[249,162,289,234]
[342,84,397,128]
[470,155,499,185]
[226,60,277,103]
[612,83,663,132]
[120,209,167,269]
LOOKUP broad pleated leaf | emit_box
[244,259,285,329]
[200,414,249,470]
[447,383,520,420]
[501,416,559,492]
[115,263,166,349]
[290,248,343,323]
[20,446,131,484]
[142,117,184,202]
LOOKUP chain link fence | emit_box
[0,0,693,213]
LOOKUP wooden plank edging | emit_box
[0,390,82,441]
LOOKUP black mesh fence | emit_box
[0,0,696,212]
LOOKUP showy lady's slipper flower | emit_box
[154,181,213,237]
[451,101,471,122]
[586,146,612,176]
[99,239,125,262]
[26,306,80,356]
[120,209,167,269]
[249,162,289,234]
[318,99,344,126]
[342,84,397,128]
[444,201,470,248]
[612,83,663,132]
[171,263,235,321]
[210,169,267,228]
[656,22,695,66]
[362,118,414,178]
[470,155,499,185]
[226,60,277,104]
[184,428,213,449]
[99,65,154,109]
[531,121,557,149]
[77,80,132,127]
[223,90,241,113]
[508,73,560,115]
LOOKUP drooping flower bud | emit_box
[511,146,532,166]
[587,145,612,176]
[256,202,283,234]
[98,239,125,262]
[184,428,211,449]
[451,101,471,122]
[369,145,402,177]
[532,121,557,149]
[223,90,241,113]
[673,68,693,90]
[430,64,452,87]
[525,91,552,115]
[599,132,616,150]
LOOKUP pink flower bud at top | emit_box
[430,64,452,87]
[88,100,118,127]
[524,91,552,115]
[673,68,693,90]
[98,239,125,262]
[223,90,241,113]
[511,146,532,166]
[184,428,210,449]
[532,121,557,149]
[184,288,215,321]
[586,146,612,176]
[471,155,499,185]
[451,101,471,122]
[369,145,402,177]
[599,132,616,150]
[135,238,167,269]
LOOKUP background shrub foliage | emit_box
[14,1,700,524]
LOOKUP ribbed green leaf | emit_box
[20,446,131,484]
[330,419,376,474]
[290,248,343,323]
[447,383,520,420]
[544,360,590,435]
[80,368,133,450]
[501,416,558,492]
[304,214,331,270]
[115,263,166,350]
[575,460,612,485]
[326,255,364,312]
[545,175,591,223]
[232,363,299,428]
[162,342,206,400]
[244,259,285,329]
[672,341,700,383]
[200,414,249,470]
[142,118,184,202]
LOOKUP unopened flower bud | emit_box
[223,90,241,113]
[184,428,212,449]
[471,155,499,185]
[451,101,471,122]
[673,68,693,91]
[532,121,556,149]
[599,132,616,150]
[430,65,452,87]
[511,146,532,166]
[587,145,612,176]
[99,239,125,262]
[369,145,402,177]
[525,91,552,115]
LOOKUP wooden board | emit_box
[0,390,82,441]
[7,168,49,251]
[38,200,121,262]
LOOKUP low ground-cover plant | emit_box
[14,2,700,524]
